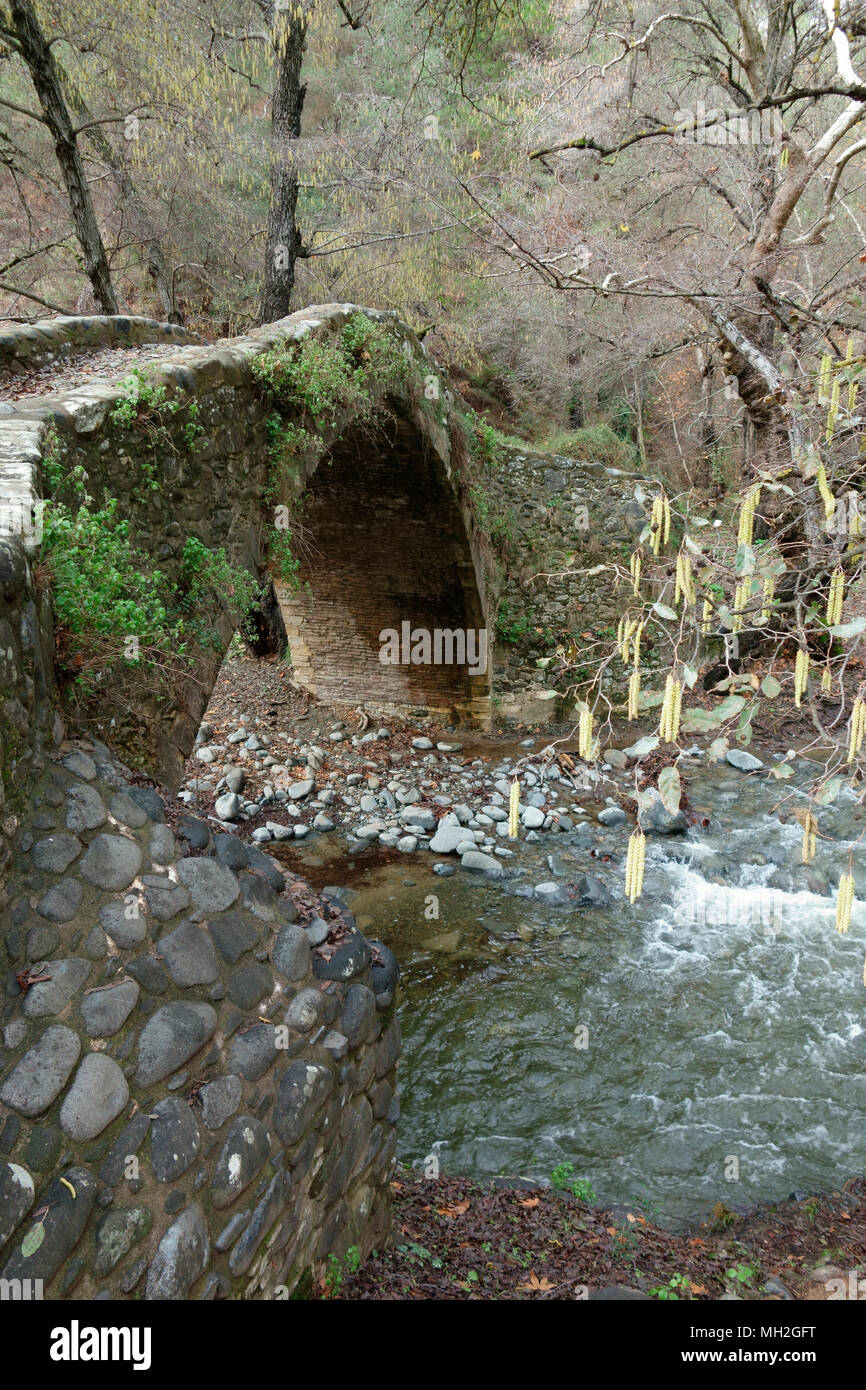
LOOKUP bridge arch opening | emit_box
[273,400,491,727]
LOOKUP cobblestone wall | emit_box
[0,740,398,1299]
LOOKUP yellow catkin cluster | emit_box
[630,550,642,597]
[625,828,646,903]
[659,673,682,743]
[628,668,641,720]
[821,665,833,693]
[847,696,866,763]
[632,621,644,667]
[759,575,775,626]
[826,566,845,626]
[801,811,817,864]
[578,705,594,760]
[818,353,833,405]
[826,379,841,442]
[849,380,859,413]
[508,778,520,839]
[651,493,671,555]
[794,649,810,707]
[675,552,695,607]
[732,579,749,632]
[816,462,836,521]
[618,615,641,664]
[701,598,713,635]
[835,872,856,934]
[737,486,760,546]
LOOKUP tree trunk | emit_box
[244,576,288,657]
[62,76,176,321]
[9,0,118,314]
[258,6,307,325]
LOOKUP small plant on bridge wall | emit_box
[251,312,410,428]
[264,417,321,496]
[109,369,204,488]
[495,597,534,645]
[38,423,64,492]
[268,523,302,587]
[464,409,509,474]
[40,469,260,706]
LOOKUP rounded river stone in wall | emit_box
[65,784,106,833]
[199,1075,242,1131]
[22,958,91,1018]
[59,1054,129,1141]
[149,1097,201,1182]
[0,1024,81,1116]
[273,1060,335,1145]
[99,898,148,949]
[158,919,220,986]
[311,932,371,982]
[0,1160,35,1249]
[272,922,310,981]
[80,980,139,1037]
[31,833,82,874]
[210,1115,270,1208]
[79,834,143,891]
[144,1202,209,1300]
[136,1002,218,1088]
[0,1167,98,1286]
[175,857,240,913]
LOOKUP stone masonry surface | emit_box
[0,737,399,1299]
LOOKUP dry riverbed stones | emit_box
[0,740,399,1299]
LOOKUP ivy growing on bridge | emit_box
[251,312,417,583]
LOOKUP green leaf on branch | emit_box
[627,734,660,756]
[829,618,866,639]
[658,765,682,814]
[637,689,665,710]
[735,544,756,576]
[680,694,746,732]
[816,777,843,806]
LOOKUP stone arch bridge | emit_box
[0,307,638,1300]
[0,305,494,797]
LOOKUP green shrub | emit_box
[109,369,203,488]
[540,424,636,468]
[251,312,409,425]
[41,495,260,697]
[496,597,533,644]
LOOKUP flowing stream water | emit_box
[285,757,866,1227]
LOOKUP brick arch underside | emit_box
[276,408,490,726]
